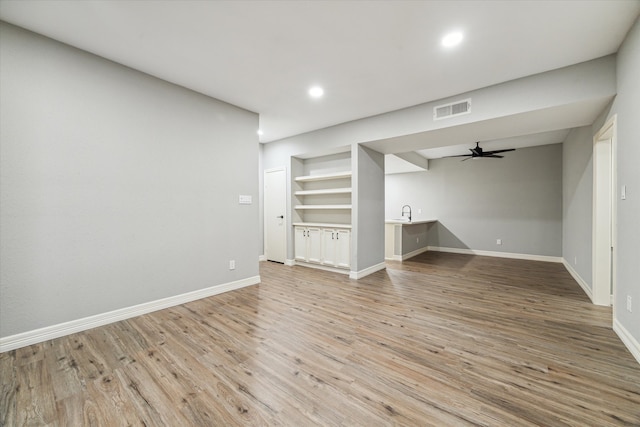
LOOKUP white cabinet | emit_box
[294,226,322,264]
[322,229,337,266]
[335,229,351,268]
[321,228,350,269]
[296,226,350,269]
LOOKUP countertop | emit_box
[385,219,437,225]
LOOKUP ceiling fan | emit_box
[447,141,515,160]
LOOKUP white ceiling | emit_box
[385,130,570,174]
[1,0,638,146]
[416,129,571,159]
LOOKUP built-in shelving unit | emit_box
[292,222,352,229]
[294,171,352,182]
[295,204,352,210]
[294,188,351,196]
[292,167,352,228]
[291,151,352,271]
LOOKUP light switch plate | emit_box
[621,185,626,200]
[239,195,252,204]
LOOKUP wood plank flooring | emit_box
[2,252,639,426]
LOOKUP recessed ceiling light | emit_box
[308,86,324,98]
[442,31,463,47]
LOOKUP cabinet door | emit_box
[335,229,351,268]
[306,227,322,264]
[321,229,337,266]
[294,227,307,261]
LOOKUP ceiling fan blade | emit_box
[483,154,504,158]
[485,148,516,154]
[443,154,472,158]
[461,156,474,161]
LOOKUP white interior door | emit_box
[265,168,287,263]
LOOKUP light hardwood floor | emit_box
[2,252,639,426]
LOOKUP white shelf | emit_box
[295,171,352,182]
[295,204,352,210]
[294,187,352,196]
[293,222,352,229]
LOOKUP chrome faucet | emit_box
[401,205,412,222]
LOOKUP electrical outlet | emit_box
[627,295,632,312]
[229,260,236,270]
[418,208,422,214]
[496,239,502,245]
[621,185,626,200]
[574,256,578,266]
[417,237,419,243]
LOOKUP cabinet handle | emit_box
[337,233,339,240]
[332,232,335,239]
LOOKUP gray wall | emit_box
[0,23,259,338]
[399,224,430,256]
[607,18,640,348]
[385,144,563,257]
[260,56,615,259]
[562,126,593,286]
[352,145,385,272]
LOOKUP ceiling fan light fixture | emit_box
[443,141,516,161]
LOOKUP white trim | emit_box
[0,276,260,353]
[613,318,640,365]
[259,255,267,262]
[385,246,429,261]
[349,262,386,279]
[562,259,594,302]
[427,246,563,263]
[284,258,296,266]
[294,260,350,275]
[592,116,616,307]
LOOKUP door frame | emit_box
[263,167,287,263]
[592,115,617,307]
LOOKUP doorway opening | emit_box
[592,115,617,307]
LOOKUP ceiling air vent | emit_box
[433,98,471,120]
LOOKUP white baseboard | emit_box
[284,258,296,267]
[427,246,563,263]
[258,255,267,262]
[562,259,594,303]
[613,318,640,365]
[385,246,430,261]
[0,275,261,353]
[349,262,386,279]
[293,261,350,275]
[289,258,387,279]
